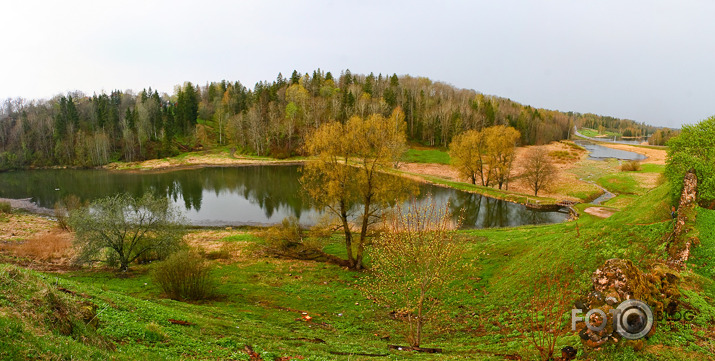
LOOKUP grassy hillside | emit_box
[2,181,713,360]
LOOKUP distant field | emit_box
[579,128,622,138]
[401,148,451,165]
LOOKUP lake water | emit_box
[0,165,568,229]
[574,141,646,161]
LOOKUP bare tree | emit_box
[523,147,557,196]
[366,198,463,348]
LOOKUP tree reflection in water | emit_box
[0,166,568,228]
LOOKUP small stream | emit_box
[573,140,645,204]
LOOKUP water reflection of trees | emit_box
[0,166,567,228]
[0,166,311,220]
[155,166,310,219]
[435,187,565,229]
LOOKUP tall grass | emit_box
[10,231,72,262]
[0,201,11,214]
[620,160,642,171]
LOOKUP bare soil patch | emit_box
[584,207,618,218]
[400,162,458,181]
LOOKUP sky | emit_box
[1,0,714,128]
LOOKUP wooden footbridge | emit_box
[525,199,579,218]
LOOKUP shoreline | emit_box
[0,198,54,216]
[0,152,571,213]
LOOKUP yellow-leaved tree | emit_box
[301,108,415,270]
[449,125,520,189]
[484,125,521,190]
[448,129,487,185]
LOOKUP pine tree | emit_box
[290,70,300,85]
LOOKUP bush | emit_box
[260,217,333,261]
[665,116,715,207]
[70,193,185,271]
[153,251,215,301]
[0,201,11,214]
[262,216,304,254]
[621,160,642,171]
[54,195,84,231]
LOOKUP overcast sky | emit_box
[1,0,713,128]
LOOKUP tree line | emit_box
[0,69,657,170]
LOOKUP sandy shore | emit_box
[105,151,303,171]
[0,198,54,216]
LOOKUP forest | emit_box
[0,69,663,170]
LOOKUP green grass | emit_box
[567,189,603,203]
[597,173,642,194]
[637,163,666,173]
[401,148,450,165]
[689,207,715,295]
[2,182,713,360]
[579,128,622,138]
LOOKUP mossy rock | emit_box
[576,259,681,350]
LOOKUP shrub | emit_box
[0,201,11,214]
[54,195,84,231]
[665,116,715,206]
[366,199,464,348]
[548,150,575,161]
[262,216,304,254]
[621,160,642,171]
[70,193,185,271]
[153,251,215,301]
[260,216,334,262]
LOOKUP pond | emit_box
[0,165,569,229]
[574,141,646,161]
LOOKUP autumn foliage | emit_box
[301,108,416,270]
[448,125,521,189]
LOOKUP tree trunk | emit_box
[355,194,372,270]
[340,202,355,266]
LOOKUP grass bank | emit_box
[3,181,713,360]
